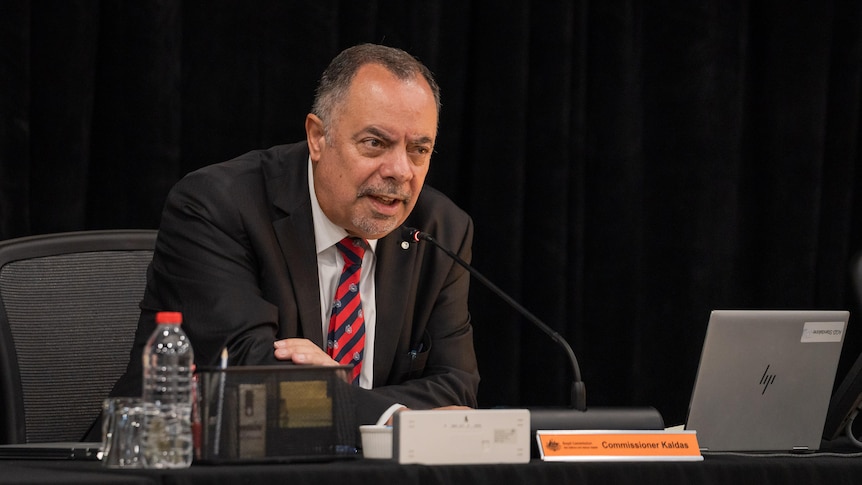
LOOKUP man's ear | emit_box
[305,113,326,161]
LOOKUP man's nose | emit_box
[379,148,413,181]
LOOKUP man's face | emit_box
[306,63,438,240]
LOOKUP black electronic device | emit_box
[823,350,862,446]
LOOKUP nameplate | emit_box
[536,430,703,462]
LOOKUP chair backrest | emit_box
[0,230,156,444]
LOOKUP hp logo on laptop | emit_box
[759,365,776,395]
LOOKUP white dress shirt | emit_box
[308,158,378,389]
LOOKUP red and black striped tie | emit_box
[326,237,367,384]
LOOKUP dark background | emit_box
[3,0,862,428]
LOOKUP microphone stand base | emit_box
[527,406,666,458]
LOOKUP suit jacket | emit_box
[112,142,480,426]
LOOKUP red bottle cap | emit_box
[155,311,183,324]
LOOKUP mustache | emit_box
[357,182,412,201]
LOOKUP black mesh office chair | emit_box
[0,230,157,444]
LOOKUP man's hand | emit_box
[273,338,339,365]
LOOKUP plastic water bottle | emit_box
[142,311,194,468]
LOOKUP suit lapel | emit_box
[266,146,324,345]
[373,233,417,385]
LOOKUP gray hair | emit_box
[311,44,441,140]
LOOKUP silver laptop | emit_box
[685,310,849,452]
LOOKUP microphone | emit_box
[403,226,586,411]
[402,226,664,439]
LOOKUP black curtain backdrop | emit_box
[3,0,862,428]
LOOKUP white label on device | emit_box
[801,321,845,343]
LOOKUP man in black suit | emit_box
[112,44,479,426]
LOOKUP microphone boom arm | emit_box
[405,227,587,411]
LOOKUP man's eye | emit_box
[364,138,384,148]
[413,146,431,156]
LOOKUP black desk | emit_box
[3,450,862,485]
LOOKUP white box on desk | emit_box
[392,409,531,465]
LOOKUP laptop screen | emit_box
[685,310,848,452]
